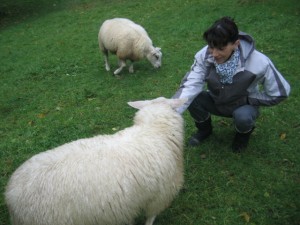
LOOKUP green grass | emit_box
[1,0,299,224]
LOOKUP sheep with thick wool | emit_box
[98,18,162,75]
[5,97,187,225]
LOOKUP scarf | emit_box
[214,49,240,84]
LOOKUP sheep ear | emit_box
[128,97,165,109]
[156,47,161,51]
[127,100,150,110]
[167,98,188,109]
[128,97,188,110]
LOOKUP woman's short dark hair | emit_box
[203,17,239,49]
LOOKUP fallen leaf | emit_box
[37,113,46,118]
[200,154,206,159]
[240,212,250,222]
[280,133,286,140]
[264,191,270,198]
[219,120,230,126]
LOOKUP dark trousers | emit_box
[188,91,259,133]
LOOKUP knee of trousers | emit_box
[188,103,210,122]
[233,114,255,133]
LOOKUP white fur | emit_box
[98,18,162,75]
[5,97,187,225]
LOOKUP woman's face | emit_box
[208,40,240,64]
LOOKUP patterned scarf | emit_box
[214,49,240,84]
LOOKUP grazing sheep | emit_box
[98,18,162,75]
[5,97,187,225]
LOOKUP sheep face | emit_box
[147,47,162,69]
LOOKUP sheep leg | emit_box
[128,61,134,73]
[144,215,156,225]
[103,51,110,71]
[114,59,126,75]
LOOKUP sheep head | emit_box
[128,97,187,132]
[146,47,162,69]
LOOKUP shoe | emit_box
[188,129,212,147]
[232,128,254,153]
[188,117,212,147]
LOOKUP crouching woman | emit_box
[173,16,290,152]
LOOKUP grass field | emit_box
[0,0,299,224]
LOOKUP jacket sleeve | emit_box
[172,48,209,113]
[248,54,291,106]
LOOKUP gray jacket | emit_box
[173,32,291,115]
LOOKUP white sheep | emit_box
[5,97,187,225]
[98,18,162,75]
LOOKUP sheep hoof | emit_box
[114,69,122,75]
